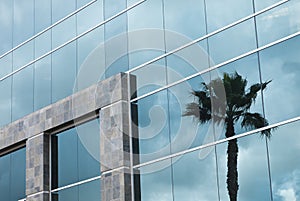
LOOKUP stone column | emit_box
[100,101,132,201]
[26,133,50,201]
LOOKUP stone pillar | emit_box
[26,133,50,201]
[100,101,132,201]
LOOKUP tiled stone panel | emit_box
[26,133,50,196]
[26,192,49,201]
[100,101,131,172]
[101,168,132,201]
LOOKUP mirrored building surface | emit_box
[0,0,300,200]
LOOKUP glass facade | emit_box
[51,119,100,201]
[0,0,299,201]
[0,148,26,201]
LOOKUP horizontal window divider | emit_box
[0,0,146,82]
[101,166,131,175]
[130,29,300,102]
[133,116,300,169]
[0,0,97,61]
[127,0,289,74]
[51,175,101,193]
[26,191,50,199]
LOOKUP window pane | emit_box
[173,148,218,201]
[168,73,212,154]
[79,179,101,201]
[77,27,105,91]
[52,179,101,201]
[268,120,300,201]
[134,90,171,163]
[0,78,12,127]
[0,148,26,201]
[13,40,34,71]
[130,59,167,98]
[256,1,300,46]
[0,154,10,201]
[217,134,271,201]
[12,66,34,121]
[166,40,209,85]
[127,0,165,68]
[0,0,13,55]
[13,0,34,46]
[52,0,76,23]
[164,0,206,49]
[52,16,76,49]
[52,42,77,102]
[104,13,129,78]
[254,0,283,11]
[135,159,173,201]
[35,0,51,33]
[35,30,51,59]
[52,119,100,188]
[34,56,51,110]
[10,148,26,201]
[208,19,256,65]
[260,35,300,124]
[104,0,126,20]
[77,0,103,35]
[206,0,254,33]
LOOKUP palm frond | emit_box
[241,112,271,138]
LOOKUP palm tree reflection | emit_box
[184,72,272,201]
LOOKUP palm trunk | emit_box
[226,120,239,201]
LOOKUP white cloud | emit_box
[277,188,297,201]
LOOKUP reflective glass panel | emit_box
[166,40,209,85]
[52,0,76,23]
[77,0,94,8]
[0,0,13,55]
[135,159,173,201]
[268,120,300,201]
[127,0,165,68]
[130,58,166,98]
[13,0,34,46]
[10,148,26,201]
[133,90,171,163]
[164,0,206,49]
[34,56,51,110]
[12,66,34,121]
[0,78,12,127]
[35,0,51,33]
[52,119,100,189]
[0,147,26,201]
[168,73,212,154]
[77,27,105,91]
[215,53,265,139]
[104,13,129,78]
[35,30,51,59]
[205,0,254,33]
[51,42,76,103]
[256,0,300,46]
[217,134,271,201]
[260,35,300,124]
[173,147,218,201]
[0,154,10,201]
[0,53,12,127]
[13,40,34,71]
[104,0,126,20]
[77,0,103,35]
[208,19,257,65]
[52,15,76,49]
[254,0,284,11]
[52,179,101,201]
